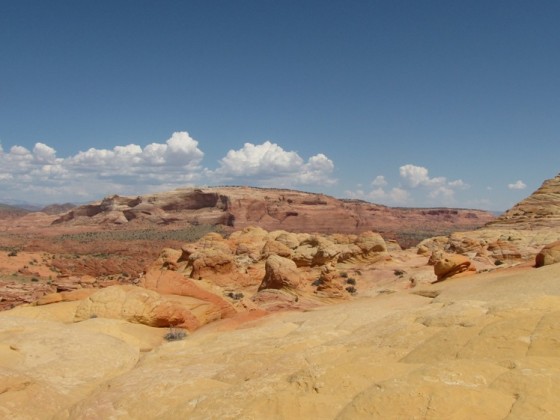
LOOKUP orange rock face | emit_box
[48,186,495,244]
[535,241,560,267]
[258,255,302,291]
[433,253,476,282]
[488,173,560,229]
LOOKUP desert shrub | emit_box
[339,272,348,278]
[311,278,324,287]
[346,278,356,285]
[226,292,244,300]
[393,269,406,277]
[164,326,187,342]
[8,250,18,257]
[54,224,223,244]
[31,277,39,282]
[345,286,357,294]
[495,260,504,266]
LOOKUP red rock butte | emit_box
[51,186,495,244]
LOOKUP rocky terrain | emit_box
[48,186,495,245]
[2,176,560,418]
[2,227,560,418]
[487,174,560,229]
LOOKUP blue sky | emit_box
[1,1,559,210]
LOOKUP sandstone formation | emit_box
[6,174,560,416]
[49,186,495,241]
[488,173,560,229]
[74,285,218,331]
[2,263,560,418]
[535,241,560,267]
[258,255,303,291]
[432,253,476,282]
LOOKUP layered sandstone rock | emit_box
[3,263,560,418]
[536,241,560,267]
[50,186,495,240]
[433,253,476,282]
[74,285,217,330]
[258,255,302,291]
[488,173,560,229]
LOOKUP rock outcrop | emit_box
[488,173,560,229]
[50,186,495,242]
[3,262,560,418]
[74,285,213,330]
[536,241,560,267]
[433,253,476,282]
[258,255,302,292]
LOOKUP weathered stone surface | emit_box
[314,264,345,298]
[488,173,560,229]
[74,285,212,330]
[187,248,236,279]
[36,289,95,306]
[0,315,140,418]
[3,263,560,418]
[258,255,302,291]
[50,187,495,239]
[536,240,560,267]
[433,253,476,282]
[139,269,236,320]
[261,239,293,258]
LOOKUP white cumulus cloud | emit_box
[371,175,387,187]
[0,132,336,203]
[399,164,468,204]
[212,141,335,187]
[346,164,468,207]
[508,180,527,190]
[0,131,206,203]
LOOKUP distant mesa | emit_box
[50,186,495,246]
[0,203,31,219]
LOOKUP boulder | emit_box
[356,231,387,254]
[36,289,95,306]
[73,285,215,331]
[487,240,522,261]
[417,236,449,255]
[262,239,293,258]
[536,241,560,267]
[140,269,236,319]
[292,244,317,267]
[314,264,345,299]
[274,232,302,249]
[258,255,302,291]
[433,254,476,282]
[187,249,236,279]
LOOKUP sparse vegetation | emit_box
[164,326,187,341]
[312,278,324,287]
[226,292,244,300]
[393,269,406,277]
[53,225,223,244]
[345,286,357,294]
[346,278,356,285]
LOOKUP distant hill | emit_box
[0,203,30,219]
[40,203,77,215]
[51,186,496,247]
